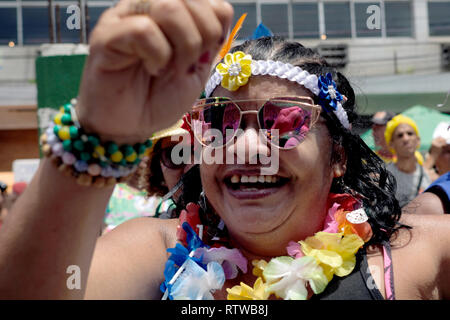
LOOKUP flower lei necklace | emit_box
[160,193,373,300]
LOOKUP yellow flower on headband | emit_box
[216,51,252,92]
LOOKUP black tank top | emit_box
[313,244,393,300]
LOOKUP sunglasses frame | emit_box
[189,96,323,150]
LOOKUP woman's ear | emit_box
[332,143,347,178]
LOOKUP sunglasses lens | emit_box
[161,146,187,169]
[191,99,240,147]
[259,100,314,149]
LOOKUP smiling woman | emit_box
[0,0,449,301]
[161,37,405,299]
[182,37,401,247]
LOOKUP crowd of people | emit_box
[369,111,449,213]
[0,0,449,300]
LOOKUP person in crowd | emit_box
[371,110,395,163]
[404,122,450,215]
[403,172,450,215]
[0,0,449,300]
[128,118,194,218]
[103,119,193,232]
[424,121,450,181]
[384,115,431,207]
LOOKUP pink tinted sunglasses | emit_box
[189,96,322,149]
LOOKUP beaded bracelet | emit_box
[41,99,153,187]
[52,100,152,166]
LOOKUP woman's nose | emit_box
[402,133,412,142]
[227,126,271,164]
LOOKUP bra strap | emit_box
[382,240,396,300]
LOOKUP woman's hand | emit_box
[77,0,233,144]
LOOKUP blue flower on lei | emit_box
[160,223,209,299]
[183,222,207,252]
[318,73,344,112]
[160,259,177,298]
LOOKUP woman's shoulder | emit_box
[105,216,178,246]
[86,217,178,299]
[392,214,450,260]
[388,214,450,299]
[397,213,450,240]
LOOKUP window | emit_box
[428,1,450,36]
[87,6,109,35]
[355,2,382,37]
[231,3,257,40]
[261,3,289,38]
[385,1,412,37]
[57,5,82,43]
[292,3,319,39]
[324,2,351,38]
[23,7,50,44]
[0,8,17,45]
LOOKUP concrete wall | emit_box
[0,46,39,82]
[0,44,88,83]
[345,40,442,77]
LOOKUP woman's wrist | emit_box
[41,99,153,187]
[74,96,154,146]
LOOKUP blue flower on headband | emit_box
[318,73,344,112]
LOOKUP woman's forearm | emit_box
[0,157,114,299]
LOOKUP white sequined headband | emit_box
[205,52,350,130]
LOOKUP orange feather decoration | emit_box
[218,13,247,60]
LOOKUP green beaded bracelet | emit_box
[51,99,153,168]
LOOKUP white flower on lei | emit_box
[170,259,225,300]
[263,256,328,300]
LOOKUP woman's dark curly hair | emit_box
[175,36,406,245]
[127,139,169,197]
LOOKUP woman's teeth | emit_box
[226,173,288,196]
[229,174,280,184]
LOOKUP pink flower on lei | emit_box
[194,246,248,279]
[286,241,304,259]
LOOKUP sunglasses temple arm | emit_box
[160,179,183,203]
[160,164,199,203]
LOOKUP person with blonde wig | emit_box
[384,115,431,207]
